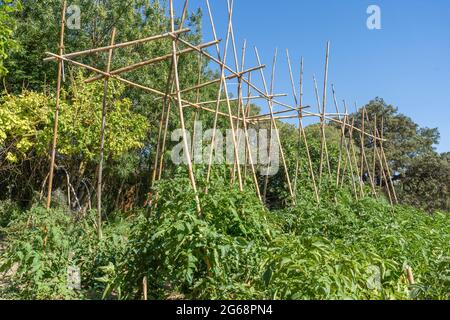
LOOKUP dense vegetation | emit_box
[0,1,448,300]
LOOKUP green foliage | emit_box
[0,0,20,76]
[399,153,450,212]
[0,76,147,164]
[0,205,130,299]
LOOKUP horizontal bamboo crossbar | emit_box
[171,35,295,111]
[182,93,287,108]
[84,39,220,83]
[155,64,266,101]
[43,28,190,62]
[45,52,246,122]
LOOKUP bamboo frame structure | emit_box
[43,0,399,217]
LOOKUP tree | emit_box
[0,75,148,209]
[400,153,450,212]
[0,0,20,76]
[350,98,439,176]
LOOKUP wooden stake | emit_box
[46,0,67,210]
[321,41,332,179]
[332,85,344,187]
[286,52,319,203]
[169,0,201,214]
[286,49,300,195]
[349,116,364,197]
[360,108,377,197]
[97,27,116,239]
[373,122,393,205]
[255,47,296,205]
[406,266,415,285]
[205,0,243,193]
[380,116,398,204]
[340,101,358,197]
[156,0,192,184]
[143,276,148,300]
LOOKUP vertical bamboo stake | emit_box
[240,72,262,202]
[406,266,415,285]
[169,0,201,214]
[46,0,67,210]
[314,74,331,185]
[286,52,319,203]
[205,0,243,193]
[332,85,344,187]
[340,101,358,197]
[156,0,190,182]
[191,53,203,159]
[349,116,364,197]
[255,47,296,205]
[262,120,273,203]
[321,41,332,179]
[373,123,393,205]
[286,49,300,195]
[380,116,398,204]
[97,27,116,239]
[360,107,365,183]
[361,108,377,196]
[143,276,148,300]
[372,114,378,187]
[262,48,278,203]
[229,18,243,185]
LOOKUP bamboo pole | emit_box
[340,101,358,197]
[85,40,219,84]
[154,64,264,100]
[373,121,393,205]
[262,47,279,204]
[204,0,243,193]
[246,105,311,120]
[314,75,331,186]
[43,28,190,62]
[250,110,387,142]
[286,52,319,203]
[143,276,148,300]
[286,50,300,195]
[190,53,203,161]
[169,0,201,214]
[97,28,116,239]
[231,39,248,185]
[240,72,262,202]
[182,94,286,108]
[332,85,345,187]
[360,108,377,196]
[262,120,273,203]
[321,41,332,180]
[46,0,67,210]
[44,52,246,123]
[255,47,296,205]
[152,1,190,187]
[171,36,295,112]
[380,117,398,204]
[348,116,364,197]
[406,266,415,285]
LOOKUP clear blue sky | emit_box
[174,0,450,153]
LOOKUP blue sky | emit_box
[174,0,450,152]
